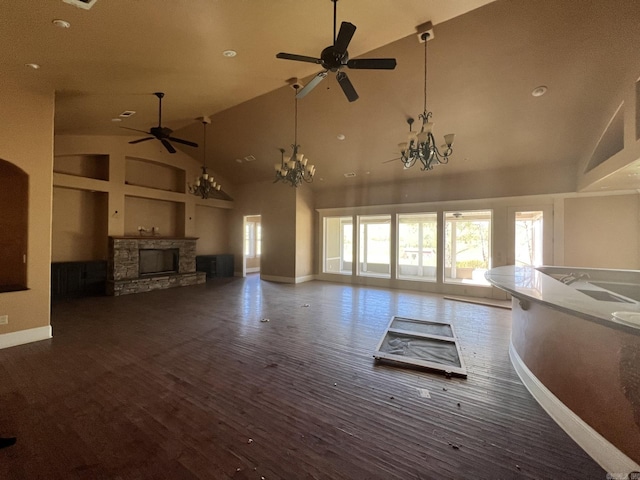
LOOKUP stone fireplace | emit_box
[107,237,206,296]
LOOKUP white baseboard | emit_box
[294,274,315,284]
[260,274,296,284]
[509,342,640,475]
[0,325,52,350]
[260,274,315,284]
[246,267,260,273]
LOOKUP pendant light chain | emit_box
[202,121,207,169]
[294,95,298,147]
[423,35,428,115]
[396,25,456,171]
[274,84,316,187]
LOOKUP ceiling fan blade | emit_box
[160,138,176,154]
[276,52,322,64]
[296,71,328,99]
[334,22,356,55]
[347,58,397,70]
[169,137,198,148]
[336,71,358,102]
[129,137,154,145]
[120,126,152,134]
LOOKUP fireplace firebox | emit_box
[139,248,179,276]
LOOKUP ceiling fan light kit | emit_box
[274,84,316,187]
[398,24,455,171]
[276,0,397,102]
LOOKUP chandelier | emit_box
[274,85,316,187]
[188,117,222,199]
[398,26,455,171]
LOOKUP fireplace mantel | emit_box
[107,236,205,296]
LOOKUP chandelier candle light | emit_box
[274,83,316,187]
[189,117,222,199]
[398,24,455,170]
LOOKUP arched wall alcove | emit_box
[0,158,28,292]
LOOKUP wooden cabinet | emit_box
[51,261,107,299]
[196,255,234,278]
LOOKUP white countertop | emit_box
[485,265,640,333]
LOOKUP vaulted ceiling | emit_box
[3,0,640,192]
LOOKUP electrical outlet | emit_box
[0,315,8,325]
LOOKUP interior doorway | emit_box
[243,215,261,276]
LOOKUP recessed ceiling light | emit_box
[235,158,243,163]
[244,155,256,162]
[119,110,136,118]
[111,118,122,122]
[223,50,237,58]
[52,19,71,28]
[344,172,356,178]
[531,85,548,97]
[25,63,40,69]
[337,134,345,140]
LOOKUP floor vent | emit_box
[63,0,98,10]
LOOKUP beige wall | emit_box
[0,81,54,335]
[229,181,296,279]
[564,194,639,269]
[295,187,315,279]
[52,187,109,262]
[124,196,184,238]
[195,205,230,255]
[314,163,577,210]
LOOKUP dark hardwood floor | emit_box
[0,276,605,479]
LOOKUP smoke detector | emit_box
[63,0,98,10]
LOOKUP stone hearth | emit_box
[107,237,206,296]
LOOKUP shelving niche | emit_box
[125,157,186,193]
[54,154,109,181]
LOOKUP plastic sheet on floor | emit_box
[373,316,467,377]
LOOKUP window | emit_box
[397,213,437,282]
[515,210,543,266]
[245,221,260,258]
[358,215,391,278]
[323,216,353,274]
[444,210,491,285]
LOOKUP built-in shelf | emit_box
[125,157,186,193]
[54,154,109,181]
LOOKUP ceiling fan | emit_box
[121,92,198,154]
[276,0,397,102]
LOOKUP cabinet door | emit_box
[65,263,85,295]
